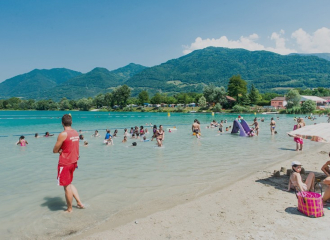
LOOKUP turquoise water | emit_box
[0,111,326,239]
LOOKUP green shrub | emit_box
[175,106,184,112]
[232,105,250,113]
[279,109,286,114]
[286,106,302,114]
[212,103,222,112]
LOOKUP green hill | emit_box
[0,68,82,99]
[2,49,330,101]
[41,63,148,100]
[126,47,330,94]
[290,53,330,61]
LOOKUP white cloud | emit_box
[183,34,266,55]
[266,30,297,54]
[291,27,330,53]
[183,27,330,55]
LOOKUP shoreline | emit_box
[69,143,329,240]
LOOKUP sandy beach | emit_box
[69,143,330,240]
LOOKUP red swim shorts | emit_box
[57,162,77,186]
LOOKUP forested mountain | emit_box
[291,53,330,61]
[0,68,82,99]
[1,48,330,101]
[0,63,147,100]
[42,63,148,100]
[126,47,330,94]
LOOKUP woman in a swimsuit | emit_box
[250,118,259,136]
[286,161,314,192]
[156,125,165,147]
[270,117,276,135]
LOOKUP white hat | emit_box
[291,161,302,166]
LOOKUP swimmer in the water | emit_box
[142,136,150,142]
[106,136,114,145]
[84,141,88,146]
[169,129,172,133]
[79,134,84,140]
[35,133,41,138]
[124,128,129,136]
[248,128,255,137]
[122,136,127,143]
[92,130,100,137]
[17,135,28,146]
[145,128,149,134]
[113,129,118,137]
[225,127,229,132]
[218,120,224,133]
[130,127,134,134]
[270,117,276,135]
[156,125,165,147]
[192,119,201,138]
[151,125,157,141]
[131,133,136,139]
[132,142,137,147]
[140,126,145,136]
[250,118,259,136]
[44,132,54,137]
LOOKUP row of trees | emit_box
[0,75,328,113]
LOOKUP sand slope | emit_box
[77,145,329,240]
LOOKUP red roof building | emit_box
[271,97,287,109]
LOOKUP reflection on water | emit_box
[0,111,325,238]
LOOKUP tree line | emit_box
[1,75,329,112]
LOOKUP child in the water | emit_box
[17,136,28,146]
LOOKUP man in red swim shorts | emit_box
[53,114,84,212]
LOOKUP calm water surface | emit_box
[0,111,326,239]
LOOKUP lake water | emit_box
[0,111,326,239]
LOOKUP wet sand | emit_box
[70,144,330,240]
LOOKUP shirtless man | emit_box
[53,114,84,213]
[250,118,259,136]
[218,120,224,133]
[192,119,201,138]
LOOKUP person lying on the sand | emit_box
[286,161,315,192]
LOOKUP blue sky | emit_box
[0,0,329,82]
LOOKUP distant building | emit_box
[301,95,326,105]
[271,97,287,109]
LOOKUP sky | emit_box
[0,0,329,82]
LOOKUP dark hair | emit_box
[20,135,25,139]
[153,125,157,129]
[132,142,137,146]
[140,126,143,129]
[62,114,72,126]
[35,133,38,137]
[292,165,301,172]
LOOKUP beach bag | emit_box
[295,184,324,218]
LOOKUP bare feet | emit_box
[65,208,73,213]
[77,203,85,209]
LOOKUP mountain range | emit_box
[0,48,330,101]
